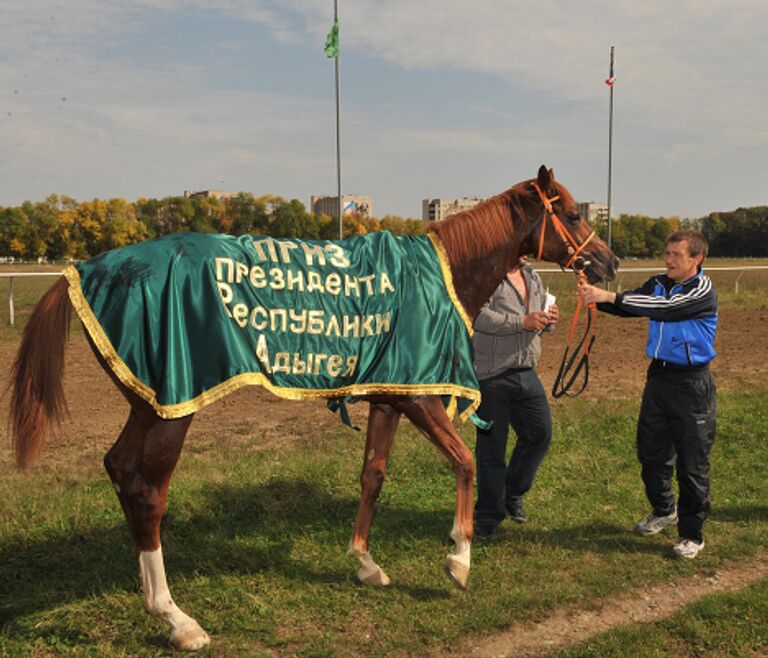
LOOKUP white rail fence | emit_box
[537,266,768,295]
[1,272,62,326]
[3,267,768,325]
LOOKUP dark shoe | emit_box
[506,498,529,523]
[474,521,498,540]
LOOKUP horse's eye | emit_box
[566,212,581,224]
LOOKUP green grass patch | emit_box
[2,386,768,656]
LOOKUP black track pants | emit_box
[636,365,717,543]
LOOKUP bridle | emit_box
[531,181,598,398]
[532,181,596,274]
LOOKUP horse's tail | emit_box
[9,276,72,468]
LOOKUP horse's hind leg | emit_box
[104,400,210,651]
[348,400,401,586]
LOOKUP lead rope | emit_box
[551,271,598,398]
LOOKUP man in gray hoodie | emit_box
[472,255,559,539]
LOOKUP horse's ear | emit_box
[537,165,554,191]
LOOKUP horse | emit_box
[9,165,618,651]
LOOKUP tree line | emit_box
[598,207,768,258]
[1,193,766,260]
[0,193,427,261]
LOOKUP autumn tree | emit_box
[225,194,270,235]
[0,207,31,258]
[270,199,316,238]
[102,198,148,249]
[20,196,70,259]
[150,196,195,235]
[188,195,224,234]
[607,214,677,258]
[68,200,106,258]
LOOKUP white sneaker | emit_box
[673,538,705,559]
[634,509,678,536]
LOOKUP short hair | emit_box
[667,230,708,259]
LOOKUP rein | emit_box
[530,182,598,398]
[551,271,598,398]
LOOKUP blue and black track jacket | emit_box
[597,269,718,367]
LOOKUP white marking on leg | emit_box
[347,541,391,585]
[448,520,471,568]
[139,547,210,650]
[443,519,471,589]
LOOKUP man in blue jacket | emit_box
[579,230,717,559]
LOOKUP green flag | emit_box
[324,21,339,58]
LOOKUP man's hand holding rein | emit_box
[578,282,616,306]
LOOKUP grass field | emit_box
[2,388,767,657]
[1,262,768,657]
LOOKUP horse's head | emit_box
[525,165,619,283]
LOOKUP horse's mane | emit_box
[428,180,533,268]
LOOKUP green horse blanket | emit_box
[65,231,480,420]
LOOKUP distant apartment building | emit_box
[311,194,373,218]
[421,196,485,222]
[183,189,240,201]
[578,201,609,224]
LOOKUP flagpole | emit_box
[606,45,615,250]
[333,0,342,239]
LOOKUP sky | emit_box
[2,1,767,220]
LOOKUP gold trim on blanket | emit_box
[427,232,473,336]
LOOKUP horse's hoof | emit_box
[444,557,469,591]
[358,566,391,587]
[169,620,210,652]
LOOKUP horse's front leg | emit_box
[397,396,474,590]
[348,400,401,586]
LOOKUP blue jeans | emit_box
[474,368,552,525]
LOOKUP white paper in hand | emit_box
[545,292,556,311]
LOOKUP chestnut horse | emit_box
[9,166,617,650]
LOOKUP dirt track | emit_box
[463,553,768,658]
[537,305,767,401]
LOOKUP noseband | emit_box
[532,182,595,273]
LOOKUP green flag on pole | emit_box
[324,21,339,58]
